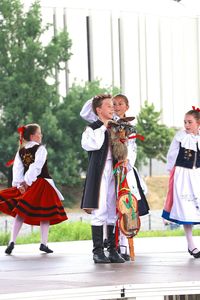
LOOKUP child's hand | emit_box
[105,119,113,127]
[118,159,128,167]
[18,185,26,194]
[18,182,29,194]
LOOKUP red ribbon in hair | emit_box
[17,126,26,144]
[5,126,26,167]
[192,106,200,112]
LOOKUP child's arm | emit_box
[12,152,25,188]
[80,98,98,123]
[81,125,107,151]
[166,137,179,172]
[24,145,47,186]
[127,139,137,168]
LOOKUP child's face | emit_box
[184,114,200,135]
[97,98,114,121]
[30,127,42,143]
[113,97,129,118]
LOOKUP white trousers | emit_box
[91,160,117,226]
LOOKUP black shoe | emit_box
[108,250,125,263]
[93,252,111,264]
[188,248,200,258]
[5,242,15,255]
[120,253,130,261]
[39,244,53,253]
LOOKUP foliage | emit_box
[0,221,92,245]
[0,0,72,182]
[2,222,200,245]
[0,0,121,206]
[135,101,175,175]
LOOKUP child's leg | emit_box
[119,231,129,254]
[90,168,111,263]
[106,172,125,263]
[10,214,24,243]
[39,221,53,253]
[103,223,108,248]
[40,221,50,245]
[5,214,24,255]
[183,224,200,257]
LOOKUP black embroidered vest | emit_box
[81,120,110,209]
[19,145,51,178]
[175,144,200,169]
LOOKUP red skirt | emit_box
[0,178,68,226]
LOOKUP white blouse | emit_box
[12,141,63,200]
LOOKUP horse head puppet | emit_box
[107,117,136,162]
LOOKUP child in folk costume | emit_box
[0,124,68,255]
[81,94,125,264]
[80,94,149,261]
[80,94,149,212]
[162,108,200,258]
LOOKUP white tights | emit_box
[183,224,197,252]
[10,215,50,245]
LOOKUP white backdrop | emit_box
[22,0,200,128]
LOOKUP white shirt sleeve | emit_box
[127,139,137,168]
[80,98,98,123]
[12,152,25,187]
[24,145,47,186]
[166,137,180,172]
[81,125,107,151]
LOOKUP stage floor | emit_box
[0,236,200,299]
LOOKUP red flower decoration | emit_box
[5,159,14,167]
[17,126,26,144]
[192,106,200,112]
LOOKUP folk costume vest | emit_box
[81,120,110,210]
[175,144,200,169]
[19,144,52,179]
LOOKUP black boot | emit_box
[92,225,110,264]
[107,225,125,263]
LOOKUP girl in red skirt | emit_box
[0,123,68,254]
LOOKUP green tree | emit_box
[136,101,175,176]
[0,0,72,183]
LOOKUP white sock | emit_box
[10,215,24,243]
[119,232,129,254]
[40,221,50,245]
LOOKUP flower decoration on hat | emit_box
[192,106,200,112]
